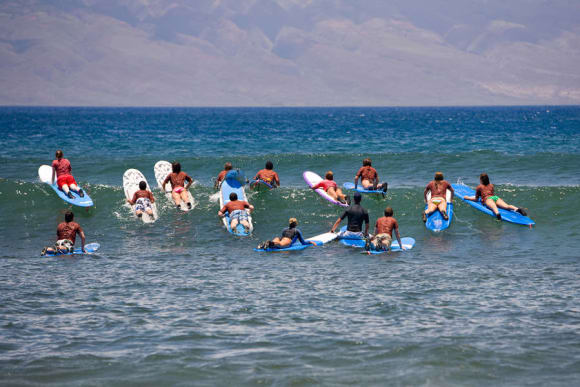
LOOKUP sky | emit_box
[1,0,579,106]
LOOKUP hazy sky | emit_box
[1,0,579,106]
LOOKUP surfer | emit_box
[311,171,349,204]
[162,162,193,209]
[127,181,155,218]
[422,172,454,222]
[253,161,280,187]
[214,162,233,189]
[330,192,369,238]
[41,211,85,256]
[463,173,528,220]
[218,192,254,233]
[354,158,388,192]
[257,218,316,250]
[366,207,404,251]
[51,150,85,199]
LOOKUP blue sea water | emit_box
[0,106,579,385]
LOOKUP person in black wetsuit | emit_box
[330,192,369,238]
[257,218,316,250]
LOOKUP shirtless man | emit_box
[330,192,369,238]
[312,171,348,204]
[51,150,84,199]
[423,172,454,222]
[218,192,254,233]
[214,162,233,189]
[367,207,404,252]
[354,158,388,192]
[162,162,193,209]
[41,211,85,255]
[127,180,155,218]
[253,161,280,187]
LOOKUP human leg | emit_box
[172,190,182,206]
[485,198,501,219]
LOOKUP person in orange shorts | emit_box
[253,161,280,187]
[51,150,85,199]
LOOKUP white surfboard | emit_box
[303,171,348,208]
[123,168,158,223]
[154,160,196,212]
[306,231,338,245]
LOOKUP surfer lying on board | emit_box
[41,211,85,256]
[311,171,349,204]
[257,218,316,250]
[162,162,193,209]
[218,192,254,233]
[354,158,388,192]
[127,181,155,218]
[253,161,280,187]
[463,173,527,220]
[422,172,454,222]
[214,162,233,189]
[51,150,85,199]
[330,192,369,238]
[366,207,404,251]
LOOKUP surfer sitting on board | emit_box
[422,172,454,222]
[311,171,349,204]
[366,207,404,251]
[127,181,155,218]
[218,192,254,233]
[330,192,369,238]
[257,218,316,250]
[214,162,233,189]
[41,211,85,256]
[354,158,388,192]
[463,173,527,220]
[253,161,280,187]
[162,162,193,209]
[51,150,85,199]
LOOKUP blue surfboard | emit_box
[253,241,321,252]
[38,165,93,207]
[425,189,453,232]
[249,179,274,190]
[42,242,100,256]
[338,226,414,252]
[220,173,253,236]
[452,184,535,226]
[343,182,386,195]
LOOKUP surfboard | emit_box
[362,238,416,254]
[452,184,535,226]
[306,231,338,245]
[123,168,158,223]
[253,230,337,252]
[154,160,196,212]
[42,242,100,256]
[249,179,274,191]
[343,182,386,195]
[303,171,348,208]
[425,189,453,232]
[253,241,320,252]
[220,171,253,236]
[38,165,93,207]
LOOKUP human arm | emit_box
[424,184,430,203]
[364,212,370,236]
[162,175,170,191]
[394,226,403,251]
[274,172,280,186]
[51,165,56,184]
[149,191,155,203]
[447,182,454,201]
[311,182,322,190]
[218,205,227,217]
[245,202,254,213]
[185,174,193,190]
[330,216,342,233]
[78,228,86,252]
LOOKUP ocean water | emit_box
[0,106,579,385]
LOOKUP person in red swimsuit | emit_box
[463,173,527,220]
[162,162,193,209]
[253,161,280,187]
[422,172,454,222]
[41,211,86,255]
[311,171,348,204]
[51,150,84,199]
[214,162,233,189]
[354,158,388,192]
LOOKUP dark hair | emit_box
[55,150,63,159]
[139,181,147,190]
[265,161,273,170]
[354,193,362,204]
[325,171,334,180]
[64,211,74,222]
[384,207,393,217]
[363,158,371,166]
[172,162,181,174]
[229,192,238,201]
[480,173,490,185]
[434,172,444,181]
[224,162,232,171]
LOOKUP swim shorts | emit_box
[57,175,77,189]
[337,230,364,239]
[230,209,249,222]
[371,233,392,250]
[55,239,73,252]
[135,198,152,212]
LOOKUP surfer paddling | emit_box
[253,161,280,187]
[311,171,349,204]
[214,162,233,189]
[162,162,193,209]
[330,192,369,238]
[218,192,254,233]
[257,218,316,250]
[127,181,155,218]
[41,211,85,256]
[51,150,85,199]
[354,158,388,192]
[422,172,454,222]
[366,207,404,252]
[463,173,528,220]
